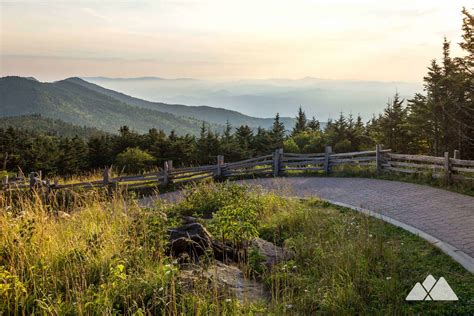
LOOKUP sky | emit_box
[0,0,471,82]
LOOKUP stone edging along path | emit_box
[141,177,474,274]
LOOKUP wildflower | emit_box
[285,304,294,309]
[159,287,164,292]
[225,298,232,303]
[386,277,392,280]
[369,234,373,238]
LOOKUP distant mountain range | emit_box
[0,76,297,136]
[85,76,422,121]
[69,78,296,129]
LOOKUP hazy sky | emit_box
[0,0,471,82]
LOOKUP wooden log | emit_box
[224,167,273,175]
[451,166,474,173]
[451,174,474,181]
[142,170,163,177]
[282,152,325,157]
[329,150,377,158]
[121,180,162,188]
[225,154,273,166]
[329,156,375,164]
[283,167,325,171]
[173,174,213,184]
[224,160,273,170]
[171,171,213,181]
[450,158,474,167]
[388,153,444,164]
[117,176,165,183]
[225,170,273,177]
[385,166,419,174]
[170,165,217,174]
[387,161,444,170]
[281,159,325,167]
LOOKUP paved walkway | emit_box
[143,177,474,272]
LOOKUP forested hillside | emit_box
[0,77,220,135]
[0,115,107,138]
[67,77,296,129]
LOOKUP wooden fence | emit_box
[1,146,473,193]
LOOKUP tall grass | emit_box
[1,182,473,314]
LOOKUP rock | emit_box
[180,261,268,303]
[250,237,293,268]
[169,221,237,262]
[168,222,213,260]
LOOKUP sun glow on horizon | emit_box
[0,0,471,82]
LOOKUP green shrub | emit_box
[115,148,154,174]
[169,181,252,218]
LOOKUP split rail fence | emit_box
[1,145,473,193]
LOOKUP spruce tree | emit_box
[270,113,285,149]
[292,106,308,136]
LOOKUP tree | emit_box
[292,106,308,136]
[308,116,321,132]
[270,113,285,149]
[115,148,154,173]
[235,125,254,157]
[374,93,410,152]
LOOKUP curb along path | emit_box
[142,177,474,273]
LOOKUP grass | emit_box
[1,181,473,315]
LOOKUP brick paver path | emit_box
[235,177,474,259]
[148,177,474,259]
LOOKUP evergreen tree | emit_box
[292,106,308,136]
[270,113,285,149]
[235,125,254,157]
[375,93,410,152]
[308,116,321,132]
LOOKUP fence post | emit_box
[29,172,36,191]
[273,149,282,177]
[45,178,51,194]
[454,150,460,160]
[376,144,382,174]
[324,146,332,174]
[444,152,451,185]
[1,174,7,191]
[216,155,224,178]
[103,167,112,195]
[163,161,169,186]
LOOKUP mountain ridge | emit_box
[70,77,296,128]
[0,76,222,135]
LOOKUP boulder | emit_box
[168,220,237,262]
[168,222,213,260]
[250,237,293,267]
[180,261,268,303]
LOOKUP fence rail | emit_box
[1,146,473,193]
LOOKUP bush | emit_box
[115,148,154,173]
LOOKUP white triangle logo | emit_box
[406,275,458,301]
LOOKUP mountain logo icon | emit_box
[406,275,458,301]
